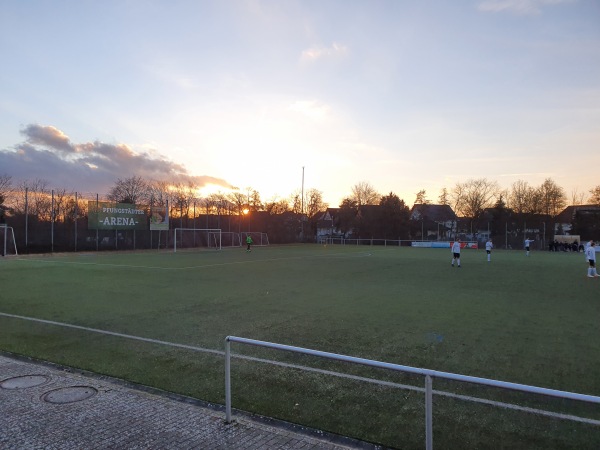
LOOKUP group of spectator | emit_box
[549,240,583,252]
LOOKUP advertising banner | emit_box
[150,203,169,231]
[412,241,478,249]
[88,201,147,230]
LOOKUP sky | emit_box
[1,0,599,207]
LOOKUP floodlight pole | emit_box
[301,166,304,215]
[301,166,305,242]
[542,221,546,250]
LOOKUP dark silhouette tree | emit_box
[438,187,449,206]
[336,197,358,237]
[379,192,410,239]
[108,176,149,204]
[414,189,430,206]
[588,186,600,205]
[350,181,379,206]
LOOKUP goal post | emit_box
[241,231,270,247]
[173,228,222,252]
[218,231,242,248]
[0,225,18,256]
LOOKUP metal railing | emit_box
[224,336,600,450]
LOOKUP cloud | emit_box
[1,124,233,194]
[477,0,574,15]
[22,124,74,154]
[300,42,348,62]
[287,100,331,121]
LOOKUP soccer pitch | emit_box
[1,245,599,448]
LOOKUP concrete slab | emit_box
[0,354,380,449]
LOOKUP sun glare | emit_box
[198,183,231,198]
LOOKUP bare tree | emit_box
[212,192,228,216]
[570,188,585,206]
[147,180,171,207]
[305,188,328,219]
[12,179,52,219]
[248,190,263,212]
[414,189,430,206]
[52,188,70,222]
[228,190,247,216]
[537,178,566,217]
[264,197,290,215]
[107,176,150,204]
[171,181,198,219]
[0,174,13,207]
[350,181,379,207]
[507,180,532,214]
[202,196,215,218]
[588,186,600,205]
[64,194,85,222]
[438,187,449,206]
[451,178,499,218]
[289,191,302,214]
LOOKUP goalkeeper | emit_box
[246,235,253,252]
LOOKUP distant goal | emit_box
[173,228,222,252]
[0,225,18,256]
[242,231,270,247]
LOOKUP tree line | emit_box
[0,173,599,244]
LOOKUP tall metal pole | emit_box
[301,167,305,242]
[25,187,28,250]
[301,166,305,215]
[75,192,78,252]
[51,189,54,253]
[542,221,546,250]
[96,194,99,252]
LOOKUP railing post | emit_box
[225,338,232,423]
[425,374,433,450]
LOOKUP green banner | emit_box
[88,201,147,230]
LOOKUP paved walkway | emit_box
[0,354,378,449]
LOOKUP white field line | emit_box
[1,311,598,426]
[12,251,372,270]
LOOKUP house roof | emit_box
[555,205,600,223]
[317,208,339,221]
[410,204,457,222]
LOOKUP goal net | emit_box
[173,228,222,252]
[0,225,18,256]
[241,231,270,246]
[219,232,242,248]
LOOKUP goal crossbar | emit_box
[241,231,270,247]
[173,228,222,252]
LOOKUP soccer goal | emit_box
[241,231,270,246]
[219,232,242,248]
[173,228,222,252]
[0,225,18,256]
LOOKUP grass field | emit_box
[1,244,599,449]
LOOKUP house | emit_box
[555,204,600,237]
[315,208,343,241]
[410,204,457,240]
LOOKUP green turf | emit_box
[1,245,599,449]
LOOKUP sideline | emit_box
[1,311,598,426]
